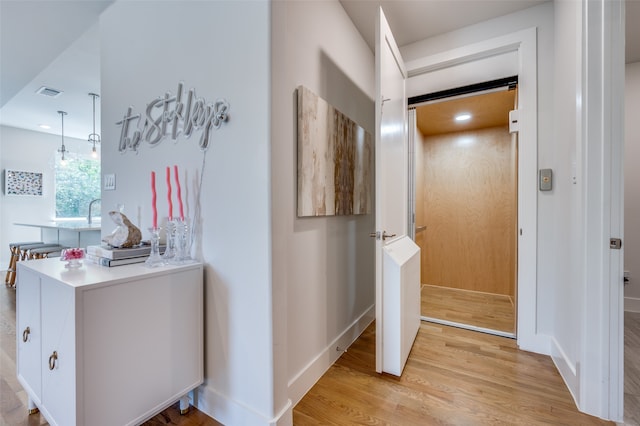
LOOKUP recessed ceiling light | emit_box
[455,113,472,122]
[39,124,51,129]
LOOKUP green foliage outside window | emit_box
[55,158,101,218]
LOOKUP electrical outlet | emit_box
[104,174,116,190]
[624,270,630,285]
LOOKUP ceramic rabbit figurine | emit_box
[102,211,142,248]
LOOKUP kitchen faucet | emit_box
[88,198,101,224]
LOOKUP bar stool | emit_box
[5,241,43,286]
[7,243,64,287]
[29,245,67,260]
[19,243,63,260]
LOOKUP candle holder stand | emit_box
[145,227,164,267]
[162,219,176,262]
[169,219,191,264]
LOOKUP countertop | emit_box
[15,221,102,232]
[18,256,201,289]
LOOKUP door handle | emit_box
[48,351,58,370]
[369,231,397,241]
[382,231,396,240]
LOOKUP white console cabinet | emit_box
[16,258,203,426]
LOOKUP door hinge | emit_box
[610,238,622,249]
[381,97,391,115]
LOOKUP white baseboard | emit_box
[196,385,292,426]
[288,305,375,407]
[624,296,640,312]
[550,336,580,406]
[194,305,374,426]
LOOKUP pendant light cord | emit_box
[57,110,67,160]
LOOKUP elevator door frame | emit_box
[403,27,541,353]
[410,88,518,338]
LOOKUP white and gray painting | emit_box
[297,86,372,217]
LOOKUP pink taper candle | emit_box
[174,165,184,220]
[166,166,173,219]
[151,171,158,228]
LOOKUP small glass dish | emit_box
[60,248,85,269]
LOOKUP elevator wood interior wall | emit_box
[419,126,516,296]
[414,124,427,268]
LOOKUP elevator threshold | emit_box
[421,316,516,339]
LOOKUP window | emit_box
[55,157,100,218]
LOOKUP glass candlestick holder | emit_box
[145,227,164,267]
[170,218,191,264]
[162,219,176,262]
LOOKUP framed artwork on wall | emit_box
[4,169,44,196]
[297,85,373,217]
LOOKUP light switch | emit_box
[539,169,552,191]
[104,174,116,191]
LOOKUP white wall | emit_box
[625,61,640,311]
[100,2,282,424]
[0,125,95,268]
[271,0,376,407]
[0,131,2,267]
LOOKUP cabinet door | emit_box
[41,278,76,426]
[16,267,42,403]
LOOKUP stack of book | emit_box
[86,244,166,267]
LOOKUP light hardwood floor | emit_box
[625,311,640,426]
[294,320,613,425]
[421,284,515,334]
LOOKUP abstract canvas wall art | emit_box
[4,169,43,196]
[297,86,372,217]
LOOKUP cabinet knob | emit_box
[22,326,30,343]
[48,351,58,370]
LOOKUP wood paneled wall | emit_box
[418,126,516,296]
[414,123,427,262]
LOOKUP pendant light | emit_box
[88,93,101,158]
[57,110,68,165]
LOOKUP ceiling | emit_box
[0,1,113,140]
[416,88,517,136]
[341,0,640,62]
[341,0,547,51]
[0,0,638,141]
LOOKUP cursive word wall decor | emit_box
[115,82,230,153]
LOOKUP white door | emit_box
[16,268,42,404]
[41,278,76,425]
[375,7,420,375]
